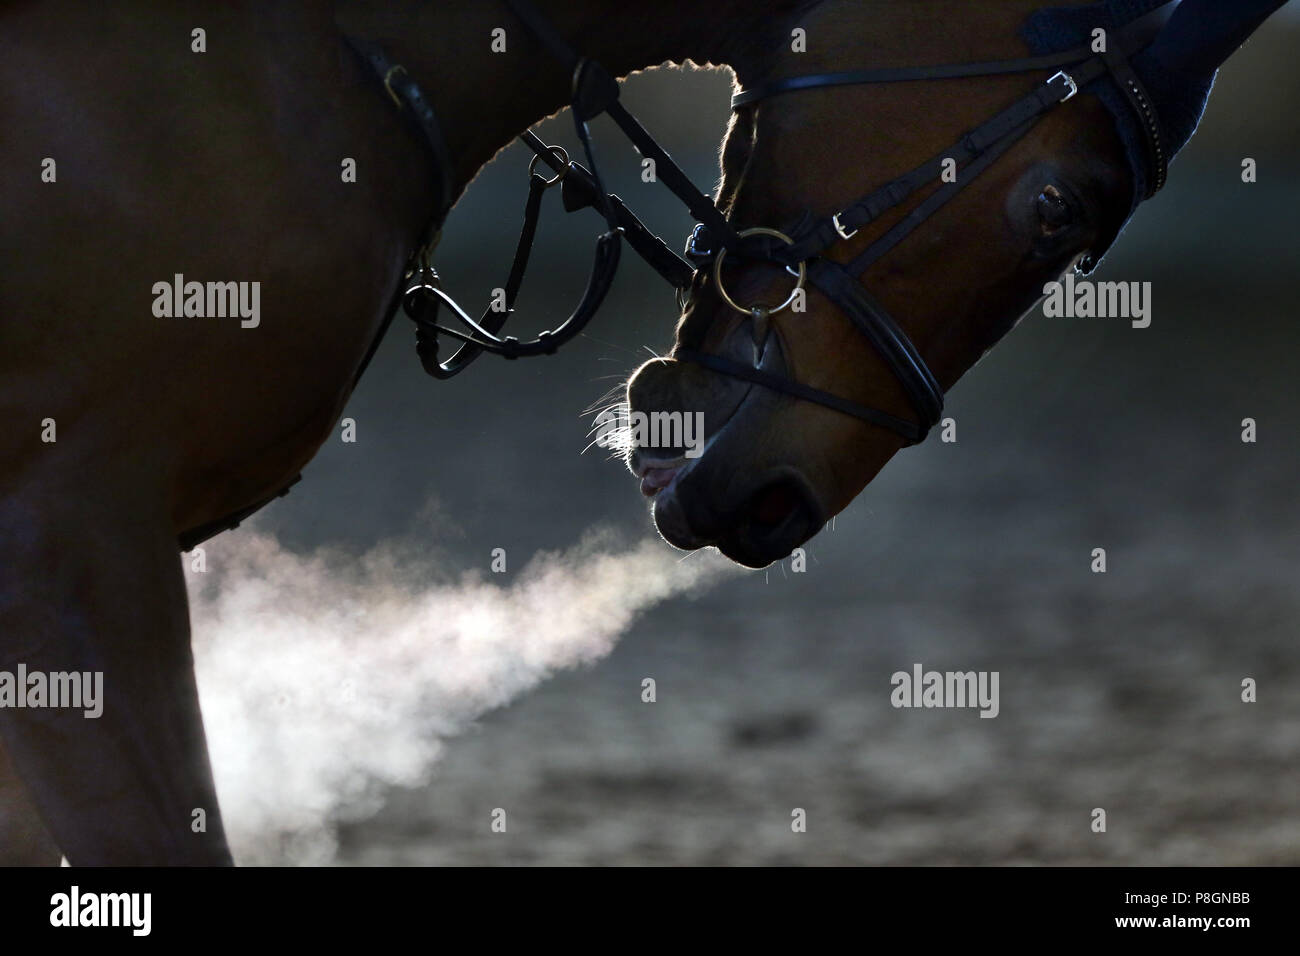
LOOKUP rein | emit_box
[346,1,738,383]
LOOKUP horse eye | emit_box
[1036,184,1074,233]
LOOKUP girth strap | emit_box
[177,475,302,553]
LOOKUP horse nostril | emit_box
[726,475,822,567]
[751,480,803,529]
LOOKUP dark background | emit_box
[210,13,1297,864]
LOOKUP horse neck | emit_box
[341,0,802,201]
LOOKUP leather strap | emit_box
[676,257,947,444]
[590,99,742,252]
[677,348,927,443]
[411,171,549,376]
[502,0,741,253]
[756,60,1109,268]
[344,34,458,389]
[731,2,1176,110]
[552,136,697,289]
[843,116,1034,276]
[177,475,301,552]
[343,36,457,222]
[732,44,1096,108]
[804,258,943,429]
[1100,47,1167,197]
[562,177,695,289]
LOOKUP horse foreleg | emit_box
[0,480,233,865]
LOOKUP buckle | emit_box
[1049,70,1078,102]
[832,213,858,241]
[382,64,408,109]
[684,223,716,266]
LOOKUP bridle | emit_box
[351,0,1174,445]
[678,2,1173,444]
[179,0,1174,552]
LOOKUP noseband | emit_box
[352,0,1174,447]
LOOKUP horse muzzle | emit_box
[651,459,823,569]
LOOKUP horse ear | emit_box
[1148,0,1288,76]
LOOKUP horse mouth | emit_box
[626,338,824,568]
[627,342,760,505]
[637,460,685,497]
[626,343,758,502]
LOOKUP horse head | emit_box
[625,0,1286,567]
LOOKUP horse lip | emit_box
[629,334,785,479]
[639,462,684,497]
[633,332,792,540]
[644,339,794,546]
[633,455,686,480]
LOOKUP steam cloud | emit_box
[186,523,732,864]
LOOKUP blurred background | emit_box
[221,8,1298,864]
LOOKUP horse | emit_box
[0,0,1284,864]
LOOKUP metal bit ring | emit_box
[527,145,570,187]
[713,227,806,316]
